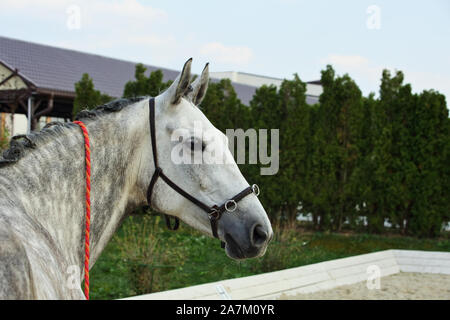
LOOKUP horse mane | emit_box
[0,96,147,167]
[74,96,146,120]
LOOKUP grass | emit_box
[89,214,450,300]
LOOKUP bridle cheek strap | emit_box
[145,98,258,245]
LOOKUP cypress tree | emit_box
[408,90,449,236]
[310,65,364,231]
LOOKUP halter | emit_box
[145,98,259,245]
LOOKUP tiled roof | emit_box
[0,36,179,98]
[0,36,318,106]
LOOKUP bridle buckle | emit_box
[208,207,220,220]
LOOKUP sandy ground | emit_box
[280,273,450,300]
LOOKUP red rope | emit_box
[74,121,91,300]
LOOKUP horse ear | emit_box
[186,63,209,106]
[164,58,192,105]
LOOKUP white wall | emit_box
[210,71,323,97]
[1,113,64,136]
[2,113,27,135]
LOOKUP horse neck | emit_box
[79,102,152,265]
[6,99,152,272]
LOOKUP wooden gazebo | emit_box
[0,59,74,133]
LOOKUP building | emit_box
[210,71,322,105]
[0,36,322,136]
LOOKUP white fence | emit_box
[124,249,450,300]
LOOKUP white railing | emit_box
[123,249,450,300]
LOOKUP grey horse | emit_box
[0,59,273,299]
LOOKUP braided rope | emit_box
[74,121,91,300]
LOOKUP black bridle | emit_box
[145,98,260,246]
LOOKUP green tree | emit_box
[406,90,449,236]
[360,70,449,237]
[123,64,172,98]
[307,65,365,231]
[375,70,417,234]
[248,75,310,225]
[307,102,337,230]
[351,94,387,233]
[73,73,112,116]
[201,78,251,131]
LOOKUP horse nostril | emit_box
[251,224,268,247]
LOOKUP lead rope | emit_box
[74,121,91,300]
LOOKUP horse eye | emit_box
[189,137,206,152]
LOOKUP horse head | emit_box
[148,58,273,259]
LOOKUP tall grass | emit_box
[116,215,185,295]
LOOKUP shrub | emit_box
[0,127,9,151]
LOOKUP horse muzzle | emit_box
[224,222,273,260]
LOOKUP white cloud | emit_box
[0,1,256,72]
[126,34,176,47]
[0,0,184,66]
[200,42,253,65]
[81,0,168,31]
[322,54,380,81]
[403,70,450,99]
[323,55,369,68]
[0,0,167,21]
[0,0,67,18]
[0,0,63,10]
[0,0,169,44]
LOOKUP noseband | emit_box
[145,98,259,245]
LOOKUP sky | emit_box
[1,0,449,100]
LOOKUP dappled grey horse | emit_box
[0,59,273,299]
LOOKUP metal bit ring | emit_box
[224,200,237,212]
[252,184,260,197]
